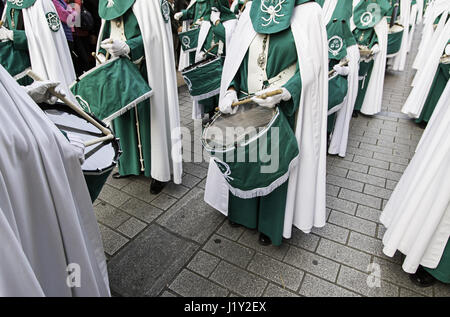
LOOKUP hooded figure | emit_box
[0,0,76,102]
[351,0,390,116]
[175,0,237,119]
[204,0,328,245]
[380,80,450,286]
[0,65,109,296]
[96,0,182,194]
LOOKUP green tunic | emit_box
[424,238,450,284]
[228,27,302,246]
[99,9,152,177]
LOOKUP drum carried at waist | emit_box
[181,56,223,101]
[202,99,299,198]
[70,57,153,123]
[387,24,405,56]
[0,41,32,84]
[39,103,121,202]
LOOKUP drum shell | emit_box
[387,25,404,55]
[204,109,299,197]
[181,57,223,101]
[70,57,153,123]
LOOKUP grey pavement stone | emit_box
[353,155,390,170]
[98,184,133,208]
[326,183,340,197]
[331,159,369,174]
[248,253,304,291]
[356,205,382,223]
[94,202,130,229]
[210,261,268,297]
[284,246,340,282]
[106,172,133,190]
[117,217,147,238]
[346,146,374,159]
[151,193,178,211]
[433,283,450,297]
[121,181,159,203]
[316,239,372,271]
[373,152,409,165]
[159,291,178,297]
[263,283,300,297]
[399,288,425,297]
[181,173,202,188]
[107,224,198,297]
[385,179,398,190]
[327,174,364,192]
[169,269,228,297]
[389,162,407,173]
[288,228,320,252]
[203,234,254,268]
[337,266,399,297]
[369,166,403,181]
[183,162,209,178]
[238,229,290,261]
[98,223,129,256]
[162,182,190,199]
[299,274,360,297]
[119,197,163,223]
[311,223,349,244]
[363,184,392,200]
[359,142,393,155]
[347,170,386,188]
[328,211,377,237]
[187,250,221,278]
[326,195,357,215]
[217,220,245,241]
[339,188,382,210]
[157,188,224,243]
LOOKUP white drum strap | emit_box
[110,17,126,41]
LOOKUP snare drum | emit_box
[40,103,121,202]
[202,102,299,198]
[181,56,223,101]
[387,24,404,56]
[70,57,153,123]
[0,41,32,84]
[179,27,200,52]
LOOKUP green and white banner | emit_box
[179,27,200,52]
[182,57,223,101]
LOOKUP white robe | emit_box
[1,0,77,103]
[0,65,110,296]
[380,81,450,274]
[389,0,411,71]
[205,2,328,235]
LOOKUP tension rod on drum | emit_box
[27,70,115,147]
[215,89,283,112]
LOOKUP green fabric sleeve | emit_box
[12,30,28,51]
[181,6,195,20]
[281,64,302,117]
[126,35,144,61]
[211,23,226,43]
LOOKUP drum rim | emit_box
[202,106,279,153]
[181,56,223,74]
[39,102,121,174]
[69,56,121,88]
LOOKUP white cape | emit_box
[380,81,450,273]
[205,2,328,235]
[3,0,78,102]
[388,0,411,71]
[402,18,450,118]
[0,65,109,296]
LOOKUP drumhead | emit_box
[203,102,277,151]
[441,55,450,64]
[39,103,120,174]
[389,24,404,34]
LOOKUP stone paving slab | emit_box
[93,25,450,297]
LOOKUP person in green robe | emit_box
[97,0,166,194]
[217,0,316,246]
[175,0,236,119]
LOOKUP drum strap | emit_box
[247,34,297,93]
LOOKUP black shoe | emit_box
[150,179,167,195]
[409,266,437,288]
[258,233,271,246]
[112,172,130,179]
[352,110,359,118]
[228,220,241,228]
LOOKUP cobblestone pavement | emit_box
[94,27,450,297]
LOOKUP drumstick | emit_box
[205,43,220,56]
[84,135,115,147]
[240,0,250,13]
[328,59,349,77]
[215,89,283,112]
[27,70,114,140]
[92,52,102,64]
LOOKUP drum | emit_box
[40,103,121,202]
[387,24,404,56]
[202,102,299,198]
[70,57,153,123]
[0,40,32,84]
[179,27,200,52]
[181,56,223,101]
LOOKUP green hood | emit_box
[98,0,135,21]
[353,0,391,30]
[6,0,36,9]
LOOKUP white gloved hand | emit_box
[333,64,350,76]
[174,12,183,20]
[445,44,450,56]
[100,39,130,57]
[251,87,291,109]
[371,44,380,55]
[219,89,238,114]
[24,80,65,104]
[210,9,221,25]
[66,133,86,164]
[0,27,13,41]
